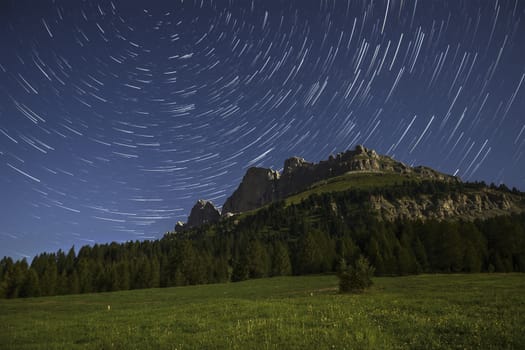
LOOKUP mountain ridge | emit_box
[4,147,525,300]
[221,144,458,215]
[180,145,470,229]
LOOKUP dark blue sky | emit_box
[1,0,524,260]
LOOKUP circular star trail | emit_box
[1,0,524,259]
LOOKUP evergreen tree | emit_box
[108,265,120,292]
[396,246,417,275]
[116,261,131,290]
[438,223,464,272]
[246,240,270,278]
[271,241,292,276]
[412,236,429,273]
[150,256,161,288]
[463,245,482,272]
[19,268,40,297]
[40,258,57,296]
[213,255,231,283]
[56,271,69,295]
[64,246,76,275]
[67,270,80,295]
[77,259,93,293]
[3,260,27,298]
[296,230,326,274]
[337,236,360,263]
[366,237,384,275]
[135,257,152,289]
[231,253,249,282]
[92,261,106,292]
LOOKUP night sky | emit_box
[1,0,524,260]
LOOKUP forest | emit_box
[1,180,524,298]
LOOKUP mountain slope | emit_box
[3,146,525,300]
[283,173,524,221]
[178,145,524,229]
[221,145,458,215]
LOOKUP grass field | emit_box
[1,274,524,349]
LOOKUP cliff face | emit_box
[222,145,458,214]
[222,168,280,214]
[368,190,520,221]
[186,200,221,228]
[176,145,524,230]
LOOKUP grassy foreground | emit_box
[1,274,524,349]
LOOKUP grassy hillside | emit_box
[285,171,414,205]
[1,274,524,349]
[227,170,524,224]
[233,172,413,219]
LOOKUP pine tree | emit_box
[337,236,360,263]
[271,241,292,276]
[65,246,76,275]
[366,237,384,274]
[19,268,40,297]
[396,246,417,275]
[77,259,93,293]
[3,260,27,298]
[68,270,80,294]
[231,253,249,282]
[116,261,131,290]
[438,223,464,272]
[56,271,69,295]
[40,258,57,296]
[297,231,321,274]
[150,256,160,288]
[135,257,151,289]
[412,236,429,273]
[213,255,231,282]
[246,240,270,278]
[463,245,482,272]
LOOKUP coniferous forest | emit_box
[1,180,524,299]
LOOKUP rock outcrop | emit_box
[368,190,520,221]
[222,168,280,214]
[187,200,221,228]
[174,221,186,232]
[222,145,458,214]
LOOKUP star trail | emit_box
[1,0,524,259]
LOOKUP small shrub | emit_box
[338,256,375,293]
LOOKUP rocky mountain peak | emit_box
[358,145,378,158]
[176,145,461,228]
[355,144,367,154]
[221,145,457,214]
[186,200,221,228]
[174,221,186,232]
[283,156,311,175]
[222,167,280,215]
[245,167,281,181]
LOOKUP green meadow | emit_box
[1,274,524,349]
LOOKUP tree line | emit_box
[1,180,524,298]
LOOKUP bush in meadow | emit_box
[338,256,375,293]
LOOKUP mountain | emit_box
[182,145,523,228]
[222,145,457,214]
[3,145,525,299]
